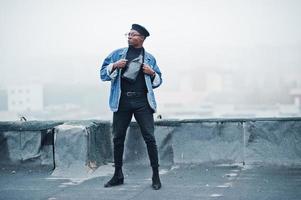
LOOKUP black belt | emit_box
[121,91,146,97]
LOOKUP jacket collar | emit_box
[118,47,151,63]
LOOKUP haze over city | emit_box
[1,0,301,120]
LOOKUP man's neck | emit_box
[130,44,143,48]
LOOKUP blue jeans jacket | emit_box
[100,47,162,112]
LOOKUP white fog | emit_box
[0,0,301,120]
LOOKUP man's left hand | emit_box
[142,64,155,77]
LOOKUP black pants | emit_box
[112,94,159,168]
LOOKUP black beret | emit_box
[131,24,150,37]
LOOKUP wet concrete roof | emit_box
[1,118,301,199]
[1,163,301,200]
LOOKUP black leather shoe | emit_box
[104,172,124,188]
[152,177,161,190]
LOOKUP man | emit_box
[100,24,162,190]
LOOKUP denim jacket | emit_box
[100,47,162,112]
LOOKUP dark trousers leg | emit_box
[112,110,132,168]
[134,104,159,168]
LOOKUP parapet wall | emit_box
[0,118,300,172]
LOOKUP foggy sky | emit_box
[1,0,301,86]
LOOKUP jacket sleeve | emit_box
[150,58,162,89]
[100,51,118,81]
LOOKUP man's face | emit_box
[127,30,144,47]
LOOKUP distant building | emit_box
[0,89,8,111]
[7,84,43,112]
[290,88,301,108]
[157,68,230,114]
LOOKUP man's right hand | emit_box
[113,59,127,70]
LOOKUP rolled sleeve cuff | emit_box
[107,63,118,79]
[152,73,161,87]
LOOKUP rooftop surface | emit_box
[1,163,301,200]
[0,118,301,200]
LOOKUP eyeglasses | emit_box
[124,32,142,37]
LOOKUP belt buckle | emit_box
[126,92,135,97]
